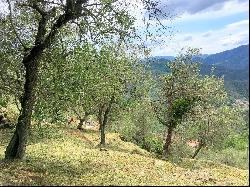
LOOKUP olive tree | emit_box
[35,41,146,146]
[92,44,142,146]
[151,48,203,159]
[35,43,99,127]
[181,75,228,158]
[182,100,247,159]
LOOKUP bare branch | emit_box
[14,96,22,113]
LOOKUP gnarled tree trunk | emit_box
[98,105,104,131]
[5,60,39,159]
[77,112,89,130]
[100,96,114,146]
[192,140,205,159]
[163,126,174,159]
[4,0,87,159]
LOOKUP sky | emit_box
[149,0,249,56]
[0,0,248,57]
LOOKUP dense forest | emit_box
[0,0,249,186]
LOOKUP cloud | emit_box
[153,0,249,31]
[147,0,249,56]
[151,19,249,56]
[159,0,248,16]
[183,36,193,41]
[226,19,249,28]
[202,32,212,37]
[161,0,228,15]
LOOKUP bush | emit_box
[143,134,164,155]
[112,118,164,156]
[224,134,248,150]
[196,148,248,169]
[0,96,8,107]
[0,103,19,123]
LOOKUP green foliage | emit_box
[151,49,227,157]
[171,98,195,122]
[35,42,146,125]
[0,101,19,123]
[142,135,164,155]
[196,148,248,170]
[0,96,8,107]
[110,98,165,155]
[152,48,204,128]
[224,134,248,150]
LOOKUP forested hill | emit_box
[203,44,249,69]
[144,44,249,99]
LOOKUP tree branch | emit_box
[41,0,89,49]
[6,0,28,50]
[151,101,167,126]
[31,3,47,16]
[35,15,48,45]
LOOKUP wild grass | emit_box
[0,123,249,186]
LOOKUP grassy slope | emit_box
[0,124,249,186]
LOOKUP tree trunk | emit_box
[77,118,85,130]
[98,107,103,131]
[247,143,249,169]
[163,127,174,159]
[192,141,205,159]
[100,96,114,146]
[4,1,87,160]
[77,112,88,130]
[5,61,39,159]
[100,120,105,146]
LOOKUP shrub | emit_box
[196,148,248,169]
[143,134,164,155]
[0,103,19,123]
[224,134,248,150]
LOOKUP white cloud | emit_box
[151,19,249,56]
[226,19,249,28]
[160,0,230,15]
[158,0,249,27]
[129,0,249,56]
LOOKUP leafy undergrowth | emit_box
[0,124,249,186]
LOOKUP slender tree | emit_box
[151,48,204,159]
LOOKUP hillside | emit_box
[145,44,249,99]
[202,44,249,99]
[203,44,249,70]
[0,124,248,186]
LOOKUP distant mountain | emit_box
[201,45,249,99]
[145,44,249,99]
[150,56,175,61]
[203,44,249,70]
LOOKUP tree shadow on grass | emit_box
[0,155,99,186]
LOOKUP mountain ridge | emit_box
[145,44,249,99]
